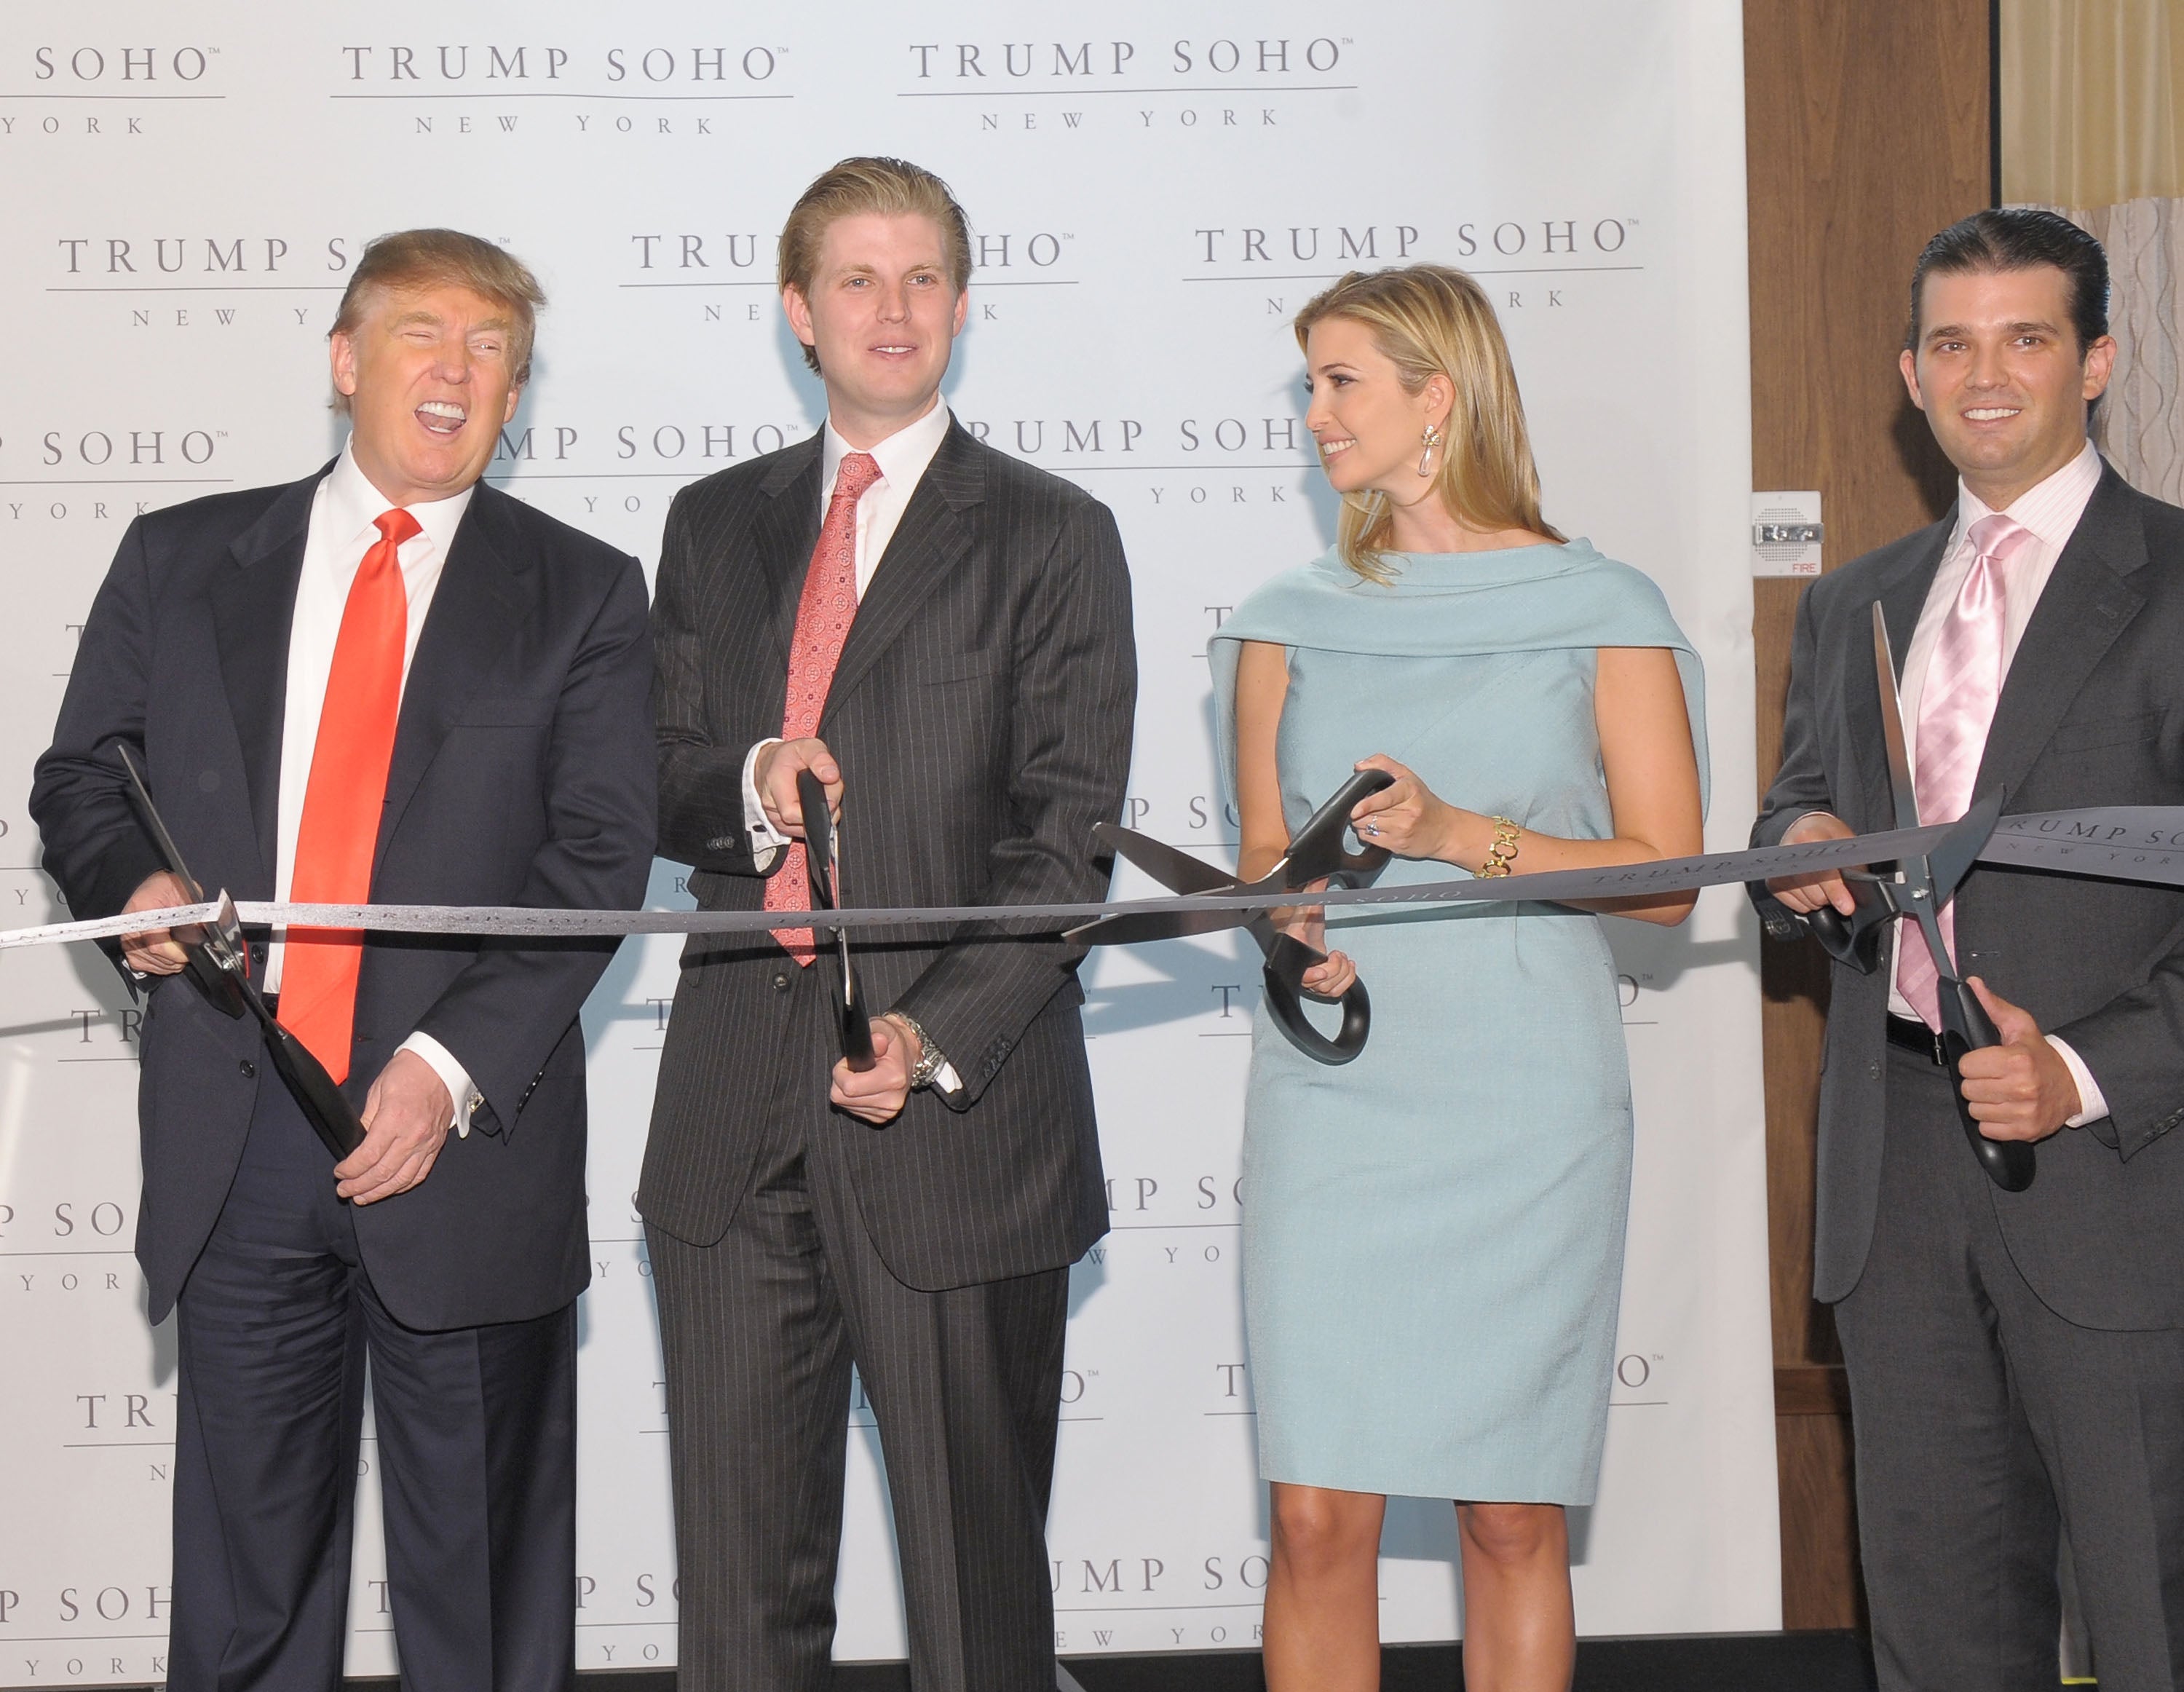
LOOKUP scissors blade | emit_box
[114,743,205,901]
[1926,786,2006,912]
[1066,906,1248,948]
[1871,602,1922,833]
[1091,822,1240,897]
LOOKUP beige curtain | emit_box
[2043,196,2184,503]
[2003,0,2184,206]
[2006,1,2184,503]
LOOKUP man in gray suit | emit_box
[641,157,1136,1691]
[1755,209,2184,1689]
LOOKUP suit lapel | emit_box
[1848,515,1954,827]
[373,483,524,866]
[208,467,328,888]
[1977,467,2149,801]
[757,436,825,662]
[820,422,985,730]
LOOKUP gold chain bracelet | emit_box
[1478,815,1522,878]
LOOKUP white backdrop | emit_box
[0,3,1776,1682]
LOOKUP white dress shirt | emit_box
[1888,438,2107,1123]
[739,398,962,1089]
[266,441,478,1131]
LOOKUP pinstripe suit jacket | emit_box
[638,419,1136,1291]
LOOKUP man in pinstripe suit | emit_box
[641,157,1137,1691]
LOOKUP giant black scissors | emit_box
[796,768,876,1072]
[1067,769,1396,1064]
[1791,603,2031,1193]
[114,743,367,1161]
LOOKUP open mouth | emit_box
[870,344,916,358]
[1318,437,1356,459]
[415,400,468,437]
[1962,406,2022,424]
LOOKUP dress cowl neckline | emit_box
[1224,539,1679,660]
[1206,539,1710,814]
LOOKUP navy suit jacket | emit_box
[31,462,656,1331]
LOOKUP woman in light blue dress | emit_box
[1210,267,1708,1692]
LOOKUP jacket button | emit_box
[772,973,790,992]
[1868,1061,1881,1080]
[239,1059,256,1079]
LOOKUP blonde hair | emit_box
[1294,265,1563,582]
[330,229,546,412]
[778,157,973,375]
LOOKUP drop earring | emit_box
[1417,423,1444,477]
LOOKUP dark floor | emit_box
[310,1630,1880,1691]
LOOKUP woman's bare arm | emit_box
[1345,647,1704,926]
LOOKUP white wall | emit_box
[0,3,1775,1680]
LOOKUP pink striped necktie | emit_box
[1899,513,2033,1028]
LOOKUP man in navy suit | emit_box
[31,229,654,1692]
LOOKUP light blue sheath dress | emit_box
[1208,542,1708,1504]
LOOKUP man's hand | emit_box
[336,1048,454,1204]
[831,1014,919,1125]
[1765,811,1859,915]
[120,870,199,976]
[754,738,844,841]
[1958,977,2081,1144]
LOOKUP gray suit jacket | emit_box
[1752,463,2184,1329]
[639,420,1136,1291]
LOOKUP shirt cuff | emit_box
[741,738,790,871]
[1778,808,1843,842]
[932,1059,963,1096]
[2046,1035,2108,1129]
[399,1031,479,1138]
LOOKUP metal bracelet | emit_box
[1478,815,1522,879]
[885,1010,948,1089]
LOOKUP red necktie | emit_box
[279,507,419,1080]
[767,451,882,961]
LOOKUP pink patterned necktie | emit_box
[767,451,882,962]
[1899,512,2032,1027]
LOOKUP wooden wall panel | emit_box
[1742,0,1992,1632]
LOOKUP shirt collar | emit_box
[821,397,953,497]
[324,437,476,560]
[1955,438,2102,551]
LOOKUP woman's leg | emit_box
[1263,1483,1388,1691]
[1455,1501,1575,1692]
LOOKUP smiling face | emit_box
[782,212,967,447]
[1302,316,1451,502]
[330,280,522,507]
[1900,264,2115,508]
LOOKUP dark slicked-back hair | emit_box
[1905,207,2110,354]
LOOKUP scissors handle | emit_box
[796,769,877,1075]
[1936,979,2037,1193]
[1281,768,1397,888]
[1803,877,1894,973]
[1260,932,1371,1065]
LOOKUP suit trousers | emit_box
[648,965,1069,1692]
[1835,1041,2184,1692]
[167,1039,577,1692]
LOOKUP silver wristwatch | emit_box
[887,1011,949,1090]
